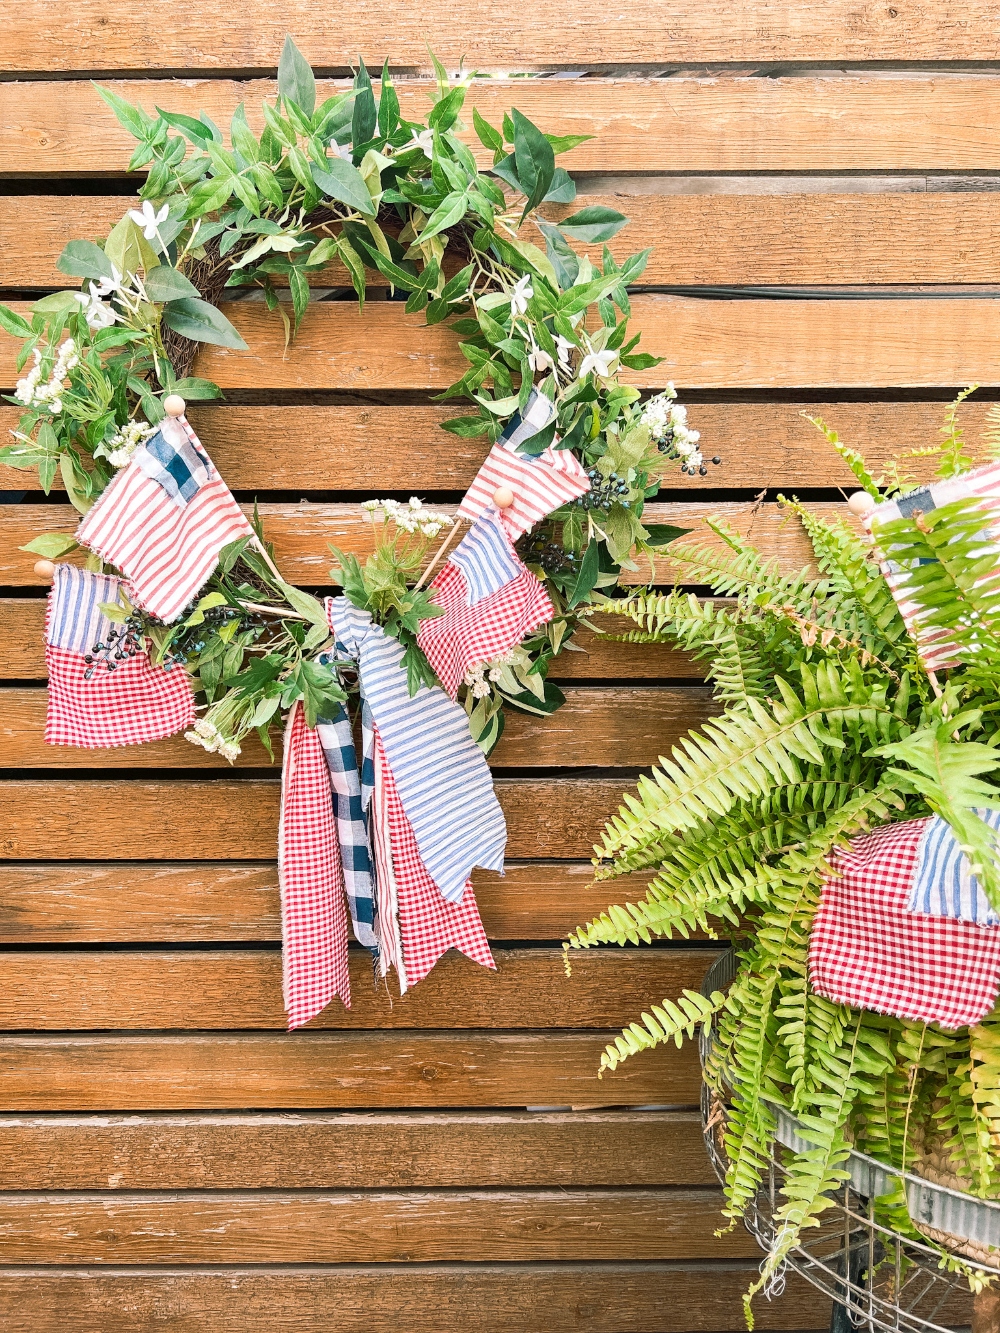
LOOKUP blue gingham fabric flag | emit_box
[908,809,1000,926]
[316,702,379,953]
[326,596,507,903]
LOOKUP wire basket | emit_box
[699,950,1000,1333]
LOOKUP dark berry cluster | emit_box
[84,612,145,678]
[574,468,632,511]
[163,603,241,671]
[517,529,582,576]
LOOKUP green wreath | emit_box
[1,38,717,757]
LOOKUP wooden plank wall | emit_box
[1,5,996,1329]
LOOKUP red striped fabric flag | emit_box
[457,444,590,540]
[278,701,351,1029]
[374,726,494,988]
[417,510,554,699]
[45,563,195,748]
[809,817,1000,1029]
[76,414,253,623]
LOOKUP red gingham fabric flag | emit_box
[76,414,253,623]
[278,701,351,1029]
[457,445,590,540]
[809,817,1000,1029]
[45,563,194,748]
[865,461,1000,672]
[417,511,554,699]
[374,725,494,988]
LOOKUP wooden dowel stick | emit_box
[414,517,463,591]
[243,601,308,621]
[250,533,285,584]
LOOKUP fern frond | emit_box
[804,413,882,497]
[982,403,1000,462]
[937,383,979,479]
[597,987,726,1076]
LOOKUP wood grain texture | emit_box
[0,779,633,859]
[0,500,847,587]
[9,76,1000,176]
[7,295,1000,391]
[0,947,717,1030]
[0,685,718,769]
[9,192,1000,289]
[0,1109,712,1188]
[0,861,660,943]
[6,0,995,70]
[0,1187,749,1263]
[4,401,992,495]
[0,599,698,681]
[0,1032,695,1109]
[0,1265,832,1333]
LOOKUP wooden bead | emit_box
[492,486,515,510]
[847,490,877,517]
[33,559,55,579]
[163,394,186,418]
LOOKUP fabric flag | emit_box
[809,817,1000,1029]
[458,389,590,540]
[76,413,253,623]
[373,725,494,988]
[865,461,1000,671]
[316,702,379,953]
[278,700,351,1029]
[907,809,1000,926]
[417,508,554,699]
[370,711,407,991]
[45,563,194,748]
[326,597,507,903]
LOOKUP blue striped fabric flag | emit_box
[316,702,379,953]
[451,510,523,604]
[326,597,507,903]
[909,810,1000,926]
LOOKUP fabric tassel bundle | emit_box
[278,596,502,1028]
[75,412,253,623]
[45,563,195,748]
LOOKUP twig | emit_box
[414,518,464,591]
[243,600,308,621]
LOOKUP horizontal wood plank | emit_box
[8,295,1000,391]
[6,0,995,70]
[0,1032,695,1109]
[0,685,717,769]
[8,76,1000,176]
[1,401,993,496]
[0,1187,748,1263]
[0,779,632,859]
[0,946,716,1030]
[0,1109,711,1188]
[9,193,1000,290]
[0,861,657,943]
[0,500,846,587]
[0,1265,831,1333]
[0,600,698,681]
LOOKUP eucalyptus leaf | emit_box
[18,532,79,557]
[557,205,629,243]
[143,265,201,303]
[277,36,316,117]
[162,298,248,349]
[56,239,117,282]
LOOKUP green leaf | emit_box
[143,265,201,303]
[377,61,400,137]
[439,414,493,437]
[154,106,215,145]
[56,239,117,283]
[511,108,555,219]
[162,298,248,349]
[0,304,34,338]
[473,107,504,155]
[428,86,464,132]
[94,84,153,141]
[352,57,377,149]
[98,599,129,624]
[542,168,576,204]
[217,535,252,575]
[32,291,80,314]
[230,103,261,163]
[277,36,317,117]
[104,215,160,280]
[290,658,347,728]
[537,221,579,291]
[620,351,663,371]
[418,190,470,242]
[643,524,691,547]
[60,452,93,514]
[545,132,594,155]
[558,205,629,243]
[19,532,79,557]
[311,157,376,215]
[170,376,223,400]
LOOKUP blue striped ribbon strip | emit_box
[910,810,1000,926]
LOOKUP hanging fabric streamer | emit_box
[278,701,352,1030]
[76,413,253,623]
[326,597,507,903]
[316,702,380,954]
[417,509,554,699]
[45,563,194,748]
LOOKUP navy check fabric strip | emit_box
[135,423,211,508]
[317,702,379,954]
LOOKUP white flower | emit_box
[219,740,241,763]
[577,348,618,381]
[332,141,353,161]
[90,265,124,298]
[86,299,117,330]
[408,129,435,159]
[527,343,554,374]
[509,275,533,317]
[129,200,169,241]
[555,336,575,369]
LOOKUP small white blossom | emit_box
[75,290,117,329]
[14,340,79,412]
[332,141,354,161]
[129,200,169,241]
[101,417,156,468]
[509,275,533,317]
[90,265,124,297]
[555,336,575,369]
[408,128,435,158]
[527,343,554,373]
[577,348,618,381]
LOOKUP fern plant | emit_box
[568,394,1000,1324]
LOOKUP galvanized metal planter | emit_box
[700,950,1000,1332]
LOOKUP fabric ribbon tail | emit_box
[278,700,351,1029]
